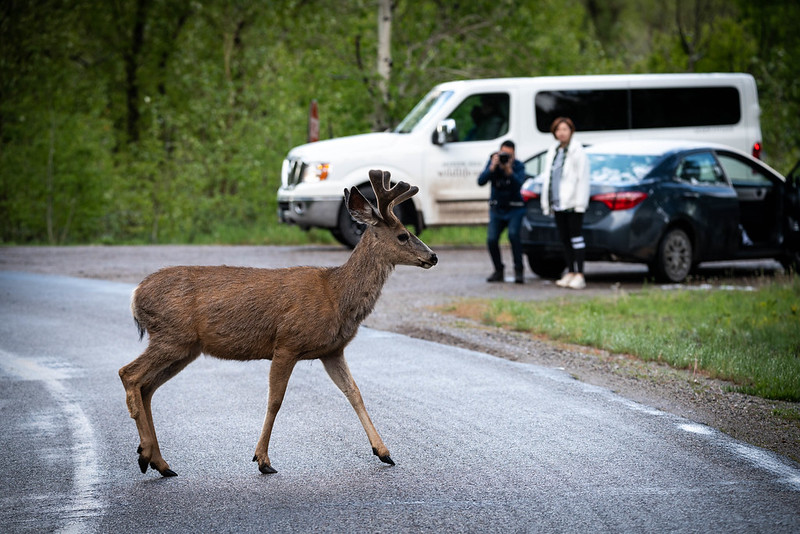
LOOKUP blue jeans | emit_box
[487,206,526,274]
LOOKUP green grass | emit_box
[184,223,485,247]
[460,278,800,401]
[421,226,485,247]
[187,222,339,246]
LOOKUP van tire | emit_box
[333,183,413,249]
[651,228,693,282]
[334,197,368,249]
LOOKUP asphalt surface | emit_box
[1,270,799,533]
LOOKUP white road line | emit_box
[1,351,104,533]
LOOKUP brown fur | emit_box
[119,170,437,476]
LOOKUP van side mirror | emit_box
[433,118,457,145]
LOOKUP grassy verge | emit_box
[5,221,486,247]
[422,226,485,247]
[187,224,485,247]
[443,278,800,402]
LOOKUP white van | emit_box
[277,73,762,247]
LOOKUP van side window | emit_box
[675,152,726,185]
[631,87,740,128]
[447,93,509,142]
[535,86,741,133]
[535,90,628,132]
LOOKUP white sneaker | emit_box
[568,273,586,289]
[556,272,575,287]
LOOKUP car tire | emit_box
[527,253,567,280]
[778,250,800,274]
[652,228,693,283]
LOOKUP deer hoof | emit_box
[161,468,178,477]
[372,447,395,466]
[254,455,277,474]
[258,463,278,474]
[138,456,149,473]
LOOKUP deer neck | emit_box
[330,231,394,325]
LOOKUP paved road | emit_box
[1,271,798,533]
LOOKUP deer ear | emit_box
[344,187,380,226]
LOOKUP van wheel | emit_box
[334,201,366,249]
[527,253,567,280]
[652,228,693,282]
[334,184,406,249]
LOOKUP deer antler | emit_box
[368,170,418,225]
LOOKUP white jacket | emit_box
[539,136,590,215]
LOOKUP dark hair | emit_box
[500,140,515,150]
[550,117,576,136]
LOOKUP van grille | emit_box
[284,158,307,187]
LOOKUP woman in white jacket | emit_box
[539,117,590,289]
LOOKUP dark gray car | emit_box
[520,140,800,282]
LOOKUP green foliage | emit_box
[1,0,798,244]
[477,279,800,401]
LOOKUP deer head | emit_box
[344,170,438,269]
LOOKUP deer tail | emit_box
[131,286,146,341]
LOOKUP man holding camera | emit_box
[477,139,527,284]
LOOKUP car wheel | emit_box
[653,228,693,283]
[778,250,800,274]
[527,253,567,280]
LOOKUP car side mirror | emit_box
[433,118,457,146]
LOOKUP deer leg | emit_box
[321,351,394,466]
[119,343,199,477]
[253,354,297,474]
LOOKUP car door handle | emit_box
[681,192,700,199]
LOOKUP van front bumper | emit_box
[277,196,341,229]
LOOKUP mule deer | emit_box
[119,170,437,476]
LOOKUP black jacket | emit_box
[477,158,526,208]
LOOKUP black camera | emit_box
[498,153,511,164]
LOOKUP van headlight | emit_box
[301,162,331,183]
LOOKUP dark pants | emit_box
[487,206,526,274]
[554,210,585,274]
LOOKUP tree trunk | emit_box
[46,111,55,244]
[374,0,393,131]
[124,0,149,144]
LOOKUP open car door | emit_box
[782,160,800,271]
[787,160,800,213]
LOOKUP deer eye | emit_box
[397,233,410,243]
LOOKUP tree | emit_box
[1,0,797,244]
[374,0,393,131]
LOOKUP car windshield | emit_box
[588,153,661,184]
[394,90,454,133]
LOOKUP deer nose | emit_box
[429,253,438,265]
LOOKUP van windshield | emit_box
[394,90,454,133]
[588,153,660,184]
